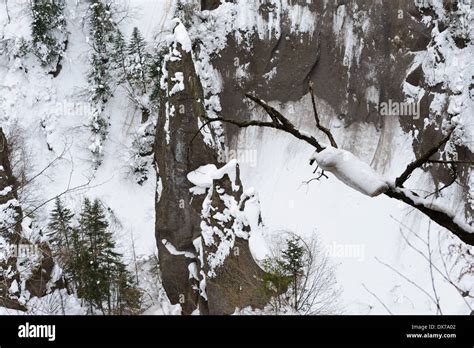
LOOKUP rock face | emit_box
[200,0,429,127]
[197,163,267,314]
[0,128,63,311]
[192,0,472,217]
[0,127,25,310]
[154,21,267,314]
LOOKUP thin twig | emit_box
[308,81,338,148]
[361,283,394,315]
[395,130,454,187]
[375,256,439,309]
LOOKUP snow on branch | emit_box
[384,187,474,245]
[310,147,389,197]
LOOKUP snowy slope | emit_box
[1,0,174,260]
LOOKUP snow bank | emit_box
[310,147,389,197]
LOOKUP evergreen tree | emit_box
[112,27,152,122]
[148,53,164,108]
[30,0,68,67]
[281,236,305,276]
[77,198,141,314]
[77,198,109,312]
[68,226,88,294]
[88,53,112,106]
[87,0,116,105]
[47,198,75,291]
[147,45,167,110]
[281,236,305,310]
[47,197,142,314]
[175,0,198,28]
[260,236,307,313]
[110,30,128,85]
[88,1,116,53]
[47,198,74,259]
[126,27,151,95]
[86,0,119,161]
[113,264,142,314]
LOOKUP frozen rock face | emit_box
[154,22,266,314]
[197,0,428,124]
[0,127,25,310]
[0,127,22,242]
[192,161,267,314]
[154,27,215,315]
[0,128,62,311]
[193,0,472,219]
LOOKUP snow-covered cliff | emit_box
[0,0,472,315]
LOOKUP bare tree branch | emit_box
[384,187,474,245]
[361,283,393,315]
[375,256,439,310]
[395,130,454,187]
[391,216,472,310]
[426,221,443,315]
[5,0,11,24]
[427,160,473,165]
[308,81,338,149]
[203,93,325,152]
[424,163,457,199]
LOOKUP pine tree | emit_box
[77,198,141,314]
[112,27,152,123]
[110,30,128,84]
[68,226,88,294]
[47,198,76,291]
[113,264,142,314]
[87,0,117,104]
[77,198,109,312]
[88,1,116,53]
[87,0,116,107]
[260,236,306,313]
[30,0,68,67]
[148,52,164,108]
[47,198,74,259]
[86,1,119,161]
[175,0,198,28]
[126,27,151,95]
[281,236,305,310]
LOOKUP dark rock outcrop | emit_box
[200,1,430,129]
[154,37,214,314]
[0,127,63,311]
[198,163,267,314]
[0,127,26,310]
[154,22,267,314]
